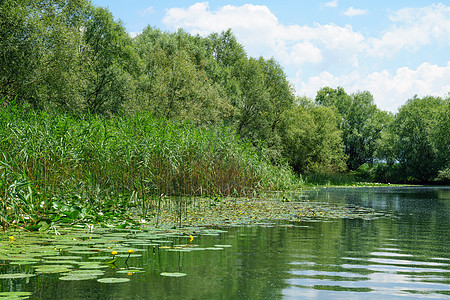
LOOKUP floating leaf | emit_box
[68,270,105,276]
[0,291,33,299]
[97,278,130,283]
[0,273,36,279]
[214,245,232,248]
[67,250,99,255]
[89,256,114,261]
[59,275,97,281]
[43,256,82,260]
[168,249,193,252]
[115,254,141,258]
[116,269,144,274]
[42,260,80,265]
[78,263,108,269]
[160,272,187,277]
[34,265,72,274]
[9,261,39,265]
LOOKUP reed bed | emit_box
[0,106,299,227]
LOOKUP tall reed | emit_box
[0,106,299,225]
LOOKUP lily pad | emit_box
[9,261,39,265]
[68,270,105,276]
[59,275,98,281]
[116,269,145,274]
[43,256,82,260]
[78,263,109,269]
[0,273,36,279]
[168,249,192,252]
[97,278,130,283]
[160,272,187,277]
[89,256,114,260]
[115,254,141,258]
[0,291,32,299]
[42,260,80,265]
[34,265,72,274]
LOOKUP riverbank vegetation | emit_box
[0,0,449,229]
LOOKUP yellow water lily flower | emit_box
[9,236,14,242]
[128,249,134,254]
[189,235,194,242]
[111,251,118,256]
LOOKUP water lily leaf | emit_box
[78,263,108,269]
[116,269,145,274]
[116,254,141,258]
[43,256,82,260]
[68,270,105,276]
[67,250,99,255]
[97,278,130,283]
[34,265,72,274]
[102,258,119,264]
[0,291,33,299]
[0,292,32,296]
[214,245,232,248]
[42,260,80,265]
[59,275,97,281]
[89,256,114,260]
[0,273,36,279]
[167,249,192,252]
[160,272,187,277]
[9,260,39,265]
[151,240,172,244]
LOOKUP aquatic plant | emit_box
[0,106,300,228]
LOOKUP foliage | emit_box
[315,87,387,170]
[0,106,299,228]
[1,0,448,196]
[389,96,449,182]
[279,98,347,174]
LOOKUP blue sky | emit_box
[91,0,450,112]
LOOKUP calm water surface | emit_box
[3,187,450,299]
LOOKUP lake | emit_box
[1,186,449,299]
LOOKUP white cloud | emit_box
[162,2,449,112]
[138,6,154,17]
[163,2,364,68]
[296,62,450,112]
[367,3,450,57]
[343,7,368,17]
[323,0,338,8]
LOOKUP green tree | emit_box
[205,29,246,68]
[315,87,385,170]
[392,96,448,181]
[132,27,231,124]
[279,98,347,174]
[0,0,39,104]
[0,0,89,111]
[83,6,137,114]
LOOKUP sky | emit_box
[90,0,450,112]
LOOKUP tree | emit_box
[132,27,231,124]
[205,29,246,68]
[279,98,347,174]
[0,0,90,111]
[392,96,448,181]
[315,87,385,170]
[83,6,137,114]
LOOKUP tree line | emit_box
[1,0,448,183]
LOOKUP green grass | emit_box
[0,105,300,228]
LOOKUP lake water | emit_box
[2,186,449,299]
